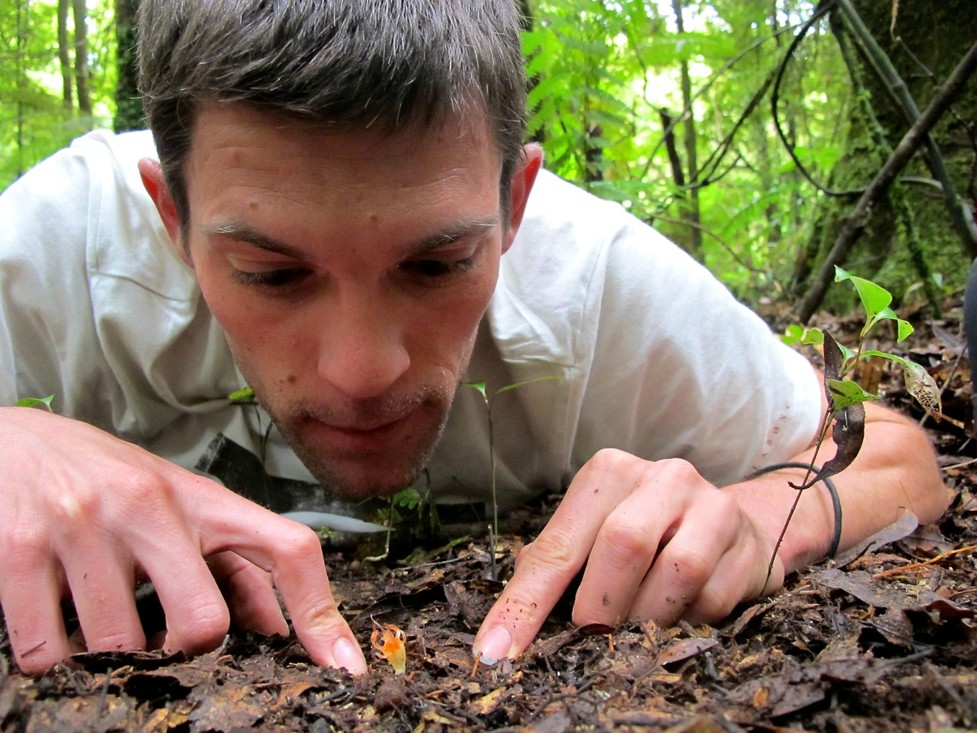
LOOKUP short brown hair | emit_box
[138,0,529,229]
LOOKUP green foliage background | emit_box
[0,0,116,186]
[1,0,973,313]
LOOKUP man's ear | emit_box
[501,143,543,254]
[138,158,192,267]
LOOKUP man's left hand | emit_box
[471,449,782,664]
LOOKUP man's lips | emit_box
[300,409,419,451]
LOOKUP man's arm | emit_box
[0,406,367,675]
[471,368,950,664]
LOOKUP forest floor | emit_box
[1,299,976,732]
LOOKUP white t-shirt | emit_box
[0,130,821,513]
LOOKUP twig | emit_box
[872,545,977,578]
[941,457,977,471]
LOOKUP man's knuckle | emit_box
[689,587,734,623]
[656,457,700,483]
[119,471,168,505]
[0,524,50,566]
[588,448,632,475]
[527,529,577,569]
[670,549,713,587]
[179,599,231,649]
[275,524,323,563]
[602,519,655,559]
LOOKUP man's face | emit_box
[161,103,537,500]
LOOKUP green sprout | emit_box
[14,395,55,411]
[468,375,561,580]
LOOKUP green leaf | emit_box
[865,307,914,341]
[895,319,915,342]
[834,266,892,321]
[494,375,562,397]
[15,395,55,411]
[228,387,255,402]
[861,349,910,368]
[826,379,878,410]
[392,487,422,511]
[467,381,488,400]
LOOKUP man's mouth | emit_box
[301,409,419,452]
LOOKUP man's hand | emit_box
[471,449,783,664]
[0,406,367,676]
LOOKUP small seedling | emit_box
[364,482,440,562]
[468,375,560,580]
[773,266,943,580]
[14,395,55,411]
[228,386,274,464]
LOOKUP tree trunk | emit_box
[671,0,702,260]
[58,0,73,110]
[794,0,977,313]
[15,0,27,179]
[71,0,92,121]
[114,0,143,131]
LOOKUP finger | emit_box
[192,495,366,675]
[123,509,231,656]
[473,449,638,664]
[0,555,74,674]
[570,494,671,628]
[626,495,746,625]
[59,539,147,654]
[208,551,288,637]
[681,526,784,625]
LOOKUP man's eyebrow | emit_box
[201,216,500,257]
[412,217,500,253]
[202,223,304,258]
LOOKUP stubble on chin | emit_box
[265,383,456,501]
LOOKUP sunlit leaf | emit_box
[861,349,909,368]
[15,394,54,411]
[228,387,255,402]
[826,379,878,410]
[782,325,824,347]
[494,375,562,397]
[834,266,892,321]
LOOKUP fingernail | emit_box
[473,625,512,666]
[332,637,367,676]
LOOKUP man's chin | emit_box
[315,467,424,502]
[288,442,436,501]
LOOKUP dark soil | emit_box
[2,303,976,732]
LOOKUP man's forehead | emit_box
[188,100,499,163]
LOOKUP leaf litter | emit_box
[2,301,976,732]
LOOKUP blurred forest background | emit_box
[1,0,974,319]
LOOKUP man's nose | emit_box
[315,293,411,400]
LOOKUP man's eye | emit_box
[233,269,309,288]
[404,258,475,279]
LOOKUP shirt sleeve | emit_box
[573,211,823,485]
[0,131,243,444]
[0,136,117,426]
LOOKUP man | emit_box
[0,0,948,677]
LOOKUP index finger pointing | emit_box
[472,451,638,663]
[268,525,366,675]
[473,523,588,664]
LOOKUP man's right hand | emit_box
[0,406,367,675]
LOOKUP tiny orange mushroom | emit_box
[371,621,407,674]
